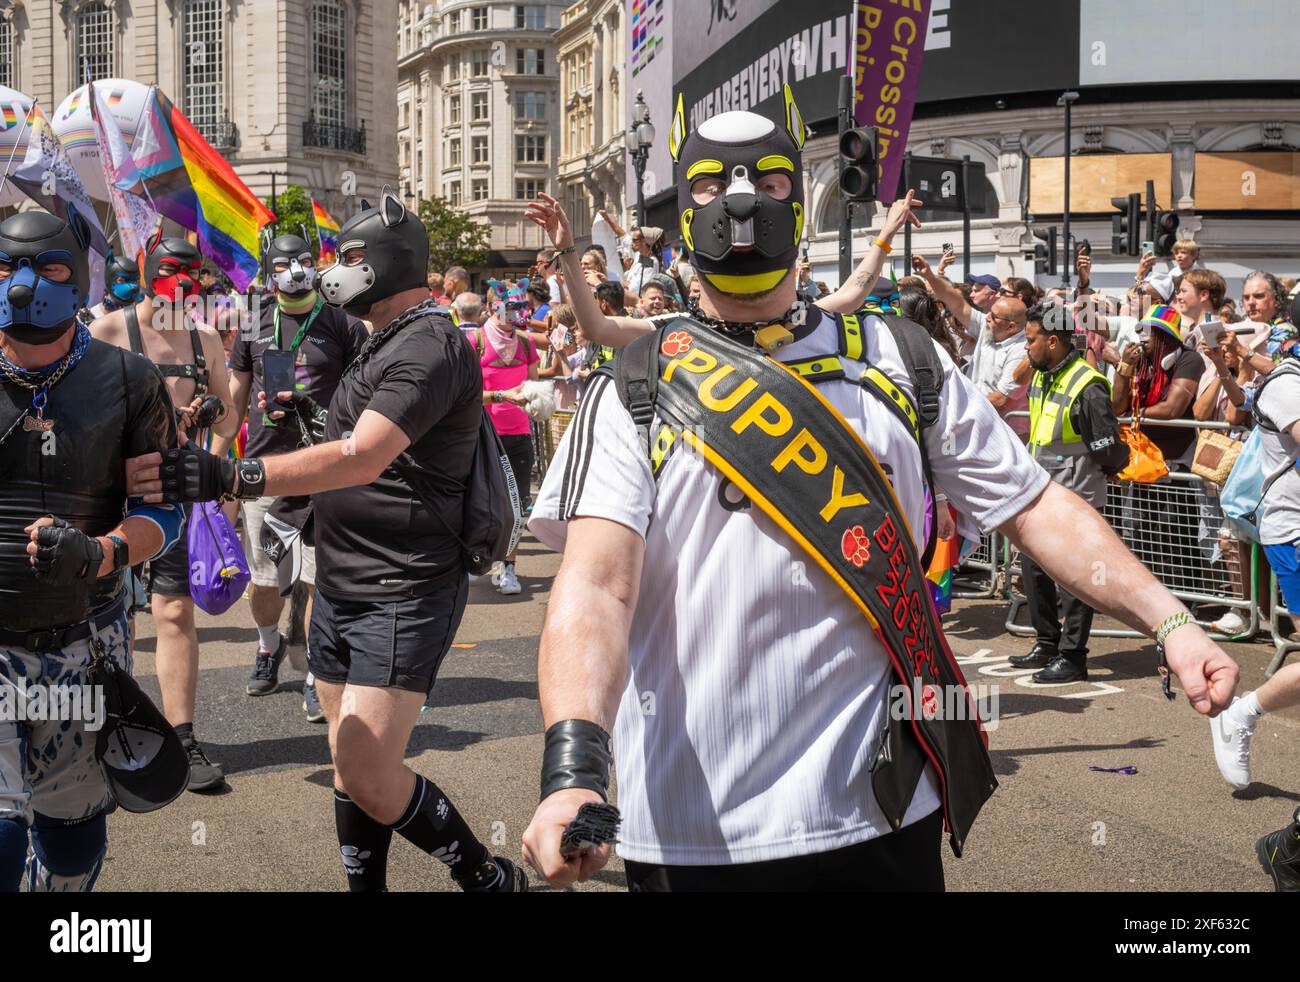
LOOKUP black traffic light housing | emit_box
[1153,209,1180,257]
[1032,226,1057,277]
[1111,193,1140,257]
[838,127,879,202]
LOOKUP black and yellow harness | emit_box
[605,312,995,855]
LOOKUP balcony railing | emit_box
[198,119,238,150]
[303,115,367,155]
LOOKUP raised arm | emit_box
[817,189,923,315]
[526,193,653,350]
[914,253,973,326]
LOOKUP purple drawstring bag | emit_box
[187,500,250,615]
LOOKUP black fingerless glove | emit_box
[33,518,104,583]
[540,719,612,802]
[290,391,328,445]
[159,448,266,502]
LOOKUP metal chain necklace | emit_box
[685,297,810,338]
[0,323,91,434]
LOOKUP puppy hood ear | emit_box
[380,189,405,229]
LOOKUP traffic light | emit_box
[1111,193,1140,256]
[1153,209,1180,257]
[1033,226,1057,277]
[838,127,878,202]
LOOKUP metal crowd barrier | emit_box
[996,415,1265,644]
[1268,573,1298,676]
[953,531,1002,599]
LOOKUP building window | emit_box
[448,138,461,167]
[515,134,546,163]
[448,95,461,124]
[448,58,461,82]
[0,17,14,88]
[472,134,489,164]
[312,0,348,129]
[471,7,488,31]
[183,0,226,143]
[471,49,490,77]
[516,49,544,75]
[416,146,424,174]
[76,2,115,84]
[472,178,489,201]
[448,182,462,207]
[516,179,544,199]
[415,107,423,132]
[471,91,488,121]
[516,5,545,30]
[447,10,461,33]
[515,91,545,120]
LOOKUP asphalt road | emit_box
[98,533,1299,893]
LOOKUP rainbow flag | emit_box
[312,199,340,267]
[925,503,959,615]
[130,86,273,290]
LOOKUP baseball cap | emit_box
[90,657,189,813]
[1136,304,1183,344]
[965,273,1001,290]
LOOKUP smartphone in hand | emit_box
[261,349,297,424]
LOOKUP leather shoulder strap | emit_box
[124,304,144,356]
[612,324,667,455]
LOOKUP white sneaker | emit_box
[489,561,505,587]
[497,565,521,596]
[1212,610,1248,636]
[1210,696,1255,790]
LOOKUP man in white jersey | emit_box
[520,88,1238,891]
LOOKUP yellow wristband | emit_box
[873,238,893,254]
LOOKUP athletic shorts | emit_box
[242,496,316,588]
[144,532,189,598]
[308,576,468,694]
[0,606,131,825]
[499,432,533,511]
[1264,539,1300,613]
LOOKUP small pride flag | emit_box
[312,199,341,267]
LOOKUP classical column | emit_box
[1170,124,1196,212]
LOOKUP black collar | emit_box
[685,298,818,346]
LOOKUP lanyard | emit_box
[272,295,325,352]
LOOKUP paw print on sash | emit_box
[660,331,694,357]
[841,524,872,568]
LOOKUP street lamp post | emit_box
[1057,90,1079,288]
[630,90,655,228]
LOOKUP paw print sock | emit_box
[334,790,392,892]
[389,774,491,881]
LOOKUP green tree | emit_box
[418,196,491,272]
[260,183,319,255]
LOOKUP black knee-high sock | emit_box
[334,790,393,892]
[389,774,493,882]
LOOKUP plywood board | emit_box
[1194,152,1300,210]
[1030,154,1172,214]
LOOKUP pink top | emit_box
[469,327,539,436]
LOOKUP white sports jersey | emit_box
[530,308,1049,865]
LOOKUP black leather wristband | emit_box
[108,534,129,573]
[540,719,612,802]
[235,458,267,500]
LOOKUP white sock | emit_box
[305,671,315,686]
[1239,690,1264,720]
[257,624,280,652]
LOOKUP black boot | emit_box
[1033,654,1088,684]
[1009,642,1057,669]
[1256,807,1300,892]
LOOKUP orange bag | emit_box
[1115,417,1168,483]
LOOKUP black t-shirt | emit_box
[1137,347,1202,462]
[229,299,368,457]
[313,311,483,599]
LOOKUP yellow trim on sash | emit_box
[756,154,794,173]
[683,430,882,632]
[702,268,789,294]
[686,159,724,181]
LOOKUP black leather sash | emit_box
[650,325,996,854]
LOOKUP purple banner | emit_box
[851,0,931,205]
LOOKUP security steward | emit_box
[1010,304,1130,683]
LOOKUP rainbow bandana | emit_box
[1137,304,1182,344]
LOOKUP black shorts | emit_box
[144,534,190,598]
[499,432,533,510]
[308,577,469,694]
[622,809,945,892]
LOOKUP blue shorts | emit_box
[1264,540,1300,613]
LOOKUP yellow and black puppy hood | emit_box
[672,85,806,296]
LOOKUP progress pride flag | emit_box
[851,0,931,205]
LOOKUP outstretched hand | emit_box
[882,188,924,240]
[525,193,575,251]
